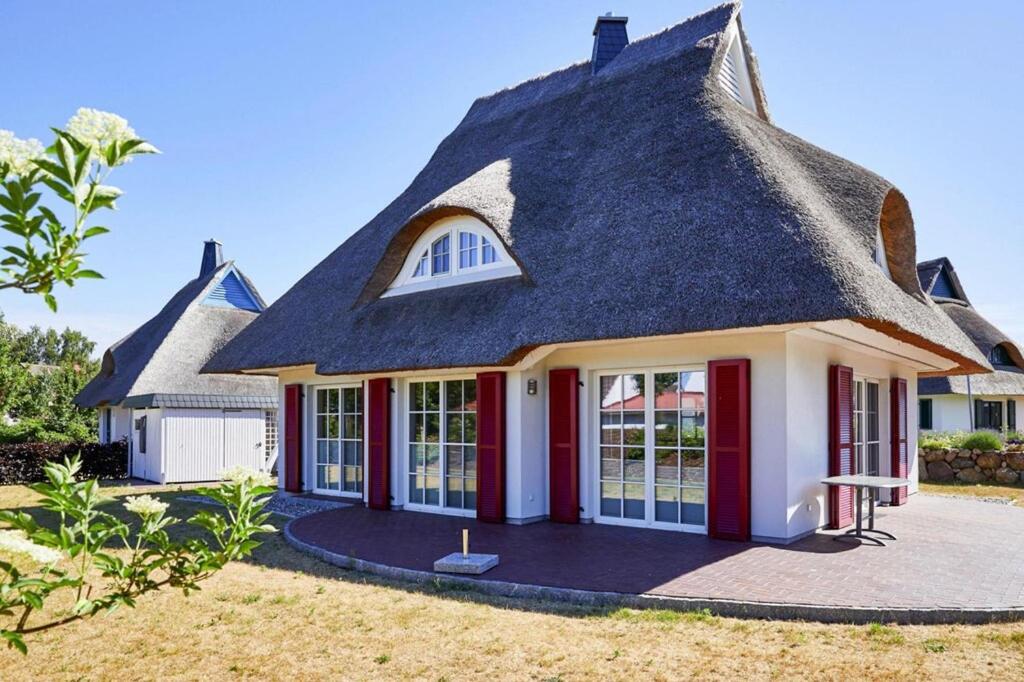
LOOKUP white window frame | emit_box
[400,374,478,518]
[384,216,521,298]
[592,364,708,534]
[311,383,365,499]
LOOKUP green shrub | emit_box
[959,430,1003,451]
[0,418,95,444]
[919,431,955,450]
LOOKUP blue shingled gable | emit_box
[931,269,957,299]
[203,270,261,311]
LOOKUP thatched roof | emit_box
[917,258,1024,396]
[75,262,277,408]
[204,2,987,378]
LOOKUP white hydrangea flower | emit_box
[0,529,62,564]
[221,466,274,487]
[65,108,142,164]
[123,494,169,518]
[0,129,46,177]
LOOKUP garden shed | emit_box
[75,240,278,483]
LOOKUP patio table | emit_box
[820,475,911,546]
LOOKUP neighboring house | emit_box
[917,257,1024,433]
[75,241,279,483]
[204,3,989,543]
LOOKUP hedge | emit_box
[0,440,128,485]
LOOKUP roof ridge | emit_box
[121,263,234,397]
[464,2,739,126]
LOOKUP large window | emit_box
[598,369,706,530]
[975,400,1003,431]
[315,386,363,495]
[408,379,476,512]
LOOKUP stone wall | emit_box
[919,445,1024,484]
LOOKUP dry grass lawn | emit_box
[921,480,1024,505]
[1,482,1023,681]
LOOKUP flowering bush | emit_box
[0,109,158,310]
[0,456,275,654]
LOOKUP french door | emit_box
[853,378,881,499]
[314,385,364,496]
[596,368,707,532]
[406,378,477,515]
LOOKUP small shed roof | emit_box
[75,261,277,408]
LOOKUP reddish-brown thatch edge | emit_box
[853,318,989,377]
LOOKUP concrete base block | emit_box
[433,552,499,575]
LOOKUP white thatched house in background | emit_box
[917,257,1024,433]
[75,241,278,483]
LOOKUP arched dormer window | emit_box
[990,344,1014,367]
[383,215,521,297]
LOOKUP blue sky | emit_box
[2,1,1022,354]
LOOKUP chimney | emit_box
[199,239,223,278]
[591,13,628,74]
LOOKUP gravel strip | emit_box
[920,492,1017,506]
[179,492,351,518]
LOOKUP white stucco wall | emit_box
[784,333,918,539]
[276,325,930,542]
[922,393,1021,433]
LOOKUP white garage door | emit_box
[163,409,265,483]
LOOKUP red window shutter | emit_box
[367,378,391,510]
[476,371,506,523]
[829,365,856,529]
[890,378,909,505]
[707,359,751,541]
[548,368,579,523]
[284,384,303,493]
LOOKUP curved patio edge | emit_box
[283,519,1024,626]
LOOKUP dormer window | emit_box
[990,344,1014,366]
[385,215,521,297]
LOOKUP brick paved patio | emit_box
[288,494,1024,610]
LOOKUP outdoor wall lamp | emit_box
[527,379,538,395]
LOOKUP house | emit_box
[917,257,1023,433]
[203,3,989,543]
[75,240,279,483]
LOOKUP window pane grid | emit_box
[431,235,450,275]
[599,374,646,520]
[653,371,705,526]
[316,387,363,494]
[409,379,476,510]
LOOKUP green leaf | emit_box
[3,246,29,260]
[43,293,57,312]
[82,226,110,239]
[1,631,27,655]
[75,270,104,279]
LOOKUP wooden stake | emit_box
[462,528,469,558]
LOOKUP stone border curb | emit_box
[284,519,1024,625]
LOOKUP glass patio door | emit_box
[314,386,363,495]
[853,379,880,499]
[407,379,477,513]
[597,369,707,531]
